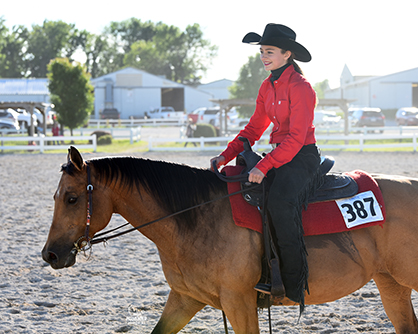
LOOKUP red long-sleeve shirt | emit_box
[221,65,317,175]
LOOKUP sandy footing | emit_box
[1,150,417,333]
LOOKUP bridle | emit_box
[73,162,94,253]
[72,160,256,254]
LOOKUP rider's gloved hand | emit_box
[248,167,265,184]
[210,155,225,171]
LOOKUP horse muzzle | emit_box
[41,243,77,269]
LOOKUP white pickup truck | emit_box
[145,107,185,121]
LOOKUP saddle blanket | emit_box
[223,167,386,236]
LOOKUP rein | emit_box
[73,161,256,252]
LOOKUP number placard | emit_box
[336,191,384,229]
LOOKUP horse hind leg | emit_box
[374,273,418,334]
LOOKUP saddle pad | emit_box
[222,167,386,236]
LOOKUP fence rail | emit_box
[316,133,418,151]
[149,132,418,152]
[2,126,418,153]
[87,119,185,128]
[0,135,97,153]
[70,127,141,144]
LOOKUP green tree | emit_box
[99,18,157,74]
[0,18,29,77]
[84,33,114,78]
[107,18,156,53]
[229,54,267,117]
[124,39,164,75]
[47,58,94,135]
[65,28,90,61]
[0,17,8,71]
[313,79,330,99]
[27,20,82,77]
[170,23,217,84]
[122,20,217,84]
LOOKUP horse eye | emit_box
[68,197,77,204]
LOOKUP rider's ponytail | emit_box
[282,49,304,76]
[289,53,303,76]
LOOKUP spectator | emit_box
[184,118,197,147]
[52,118,60,145]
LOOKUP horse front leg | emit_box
[221,289,260,334]
[151,290,205,334]
[374,273,418,334]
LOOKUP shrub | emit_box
[97,135,112,145]
[91,130,112,139]
[194,123,217,138]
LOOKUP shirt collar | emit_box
[270,63,292,83]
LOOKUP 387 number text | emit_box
[340,197,376,223]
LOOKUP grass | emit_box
[1,137,418,154]
[95,139,148,153]
[0,138,149,154]
[316,138,417,152]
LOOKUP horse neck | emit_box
[89,158,229,255]
[106,180,179,251]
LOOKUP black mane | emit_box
[62,157,227,232]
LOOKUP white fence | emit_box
[316,133,418,151]
[71,126,141,144]
[149,132,418,152]
[0,135,97,153]
[3,125,418,153]
[88,119,185,127]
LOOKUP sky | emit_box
[2,0,418,89]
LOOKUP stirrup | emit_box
[254,283,286,299]
[254,283,272,294]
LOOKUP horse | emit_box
[42,146,418,334]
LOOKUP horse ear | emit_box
[68,146,84,171]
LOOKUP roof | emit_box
[90,67,213,96]
[91,66,180,85]
[0,78,49,95]
[198,79,234,89]
[337,66,418,90]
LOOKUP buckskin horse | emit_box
[42,146,418,333]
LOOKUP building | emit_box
[91,67,215,119]
[197,79,234,101]
[325,65,418,110]
[0,69,233,120]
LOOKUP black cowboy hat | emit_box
[242,23,311,62]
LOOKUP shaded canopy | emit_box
[0,101,48,135]
[210,98,255,134]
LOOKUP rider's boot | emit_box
[254,257,285,301]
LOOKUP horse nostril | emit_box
[43,251,58,264]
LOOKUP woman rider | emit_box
[210,23,321,311]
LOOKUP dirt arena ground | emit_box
[1,150,418,333]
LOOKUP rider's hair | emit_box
[282,49,304,76]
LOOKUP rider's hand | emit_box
[248,167,265,184]
[210,155,226,171]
